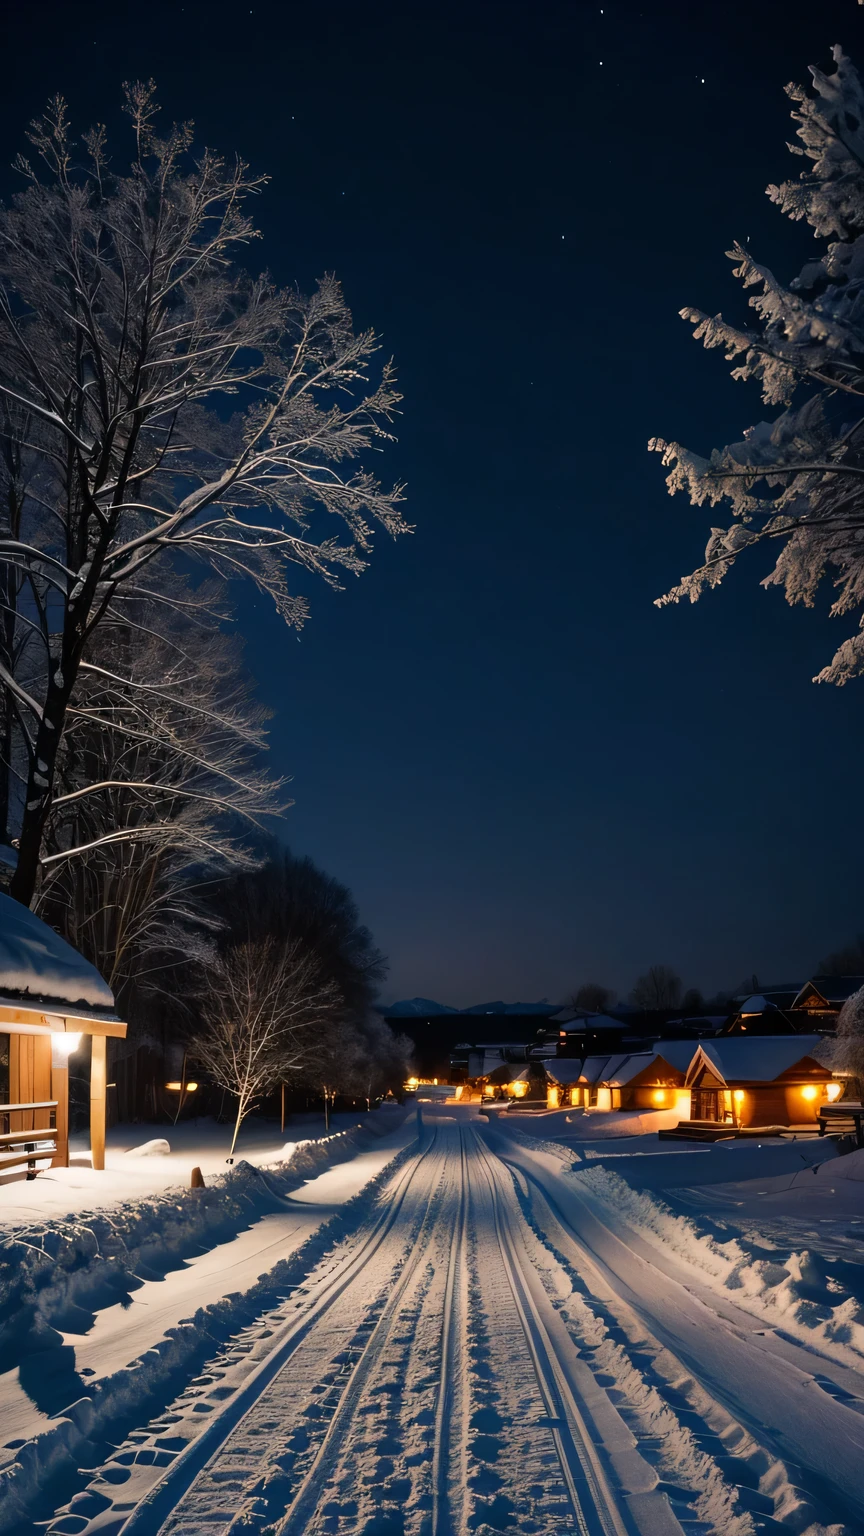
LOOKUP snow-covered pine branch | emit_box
[0,83,407,901]
[652,45,864,685]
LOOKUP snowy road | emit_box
[35,1109,859,1536]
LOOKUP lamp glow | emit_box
[733,1089,745,1103]
[826,1082,843,1102]
[801,1084,818,1102]
[652,1089,667,1105]
[52,1032,81,1058]
[166,1081,198,1092]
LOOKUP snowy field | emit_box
[0,1102,862,1535]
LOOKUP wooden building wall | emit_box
[7,1034,53,1130]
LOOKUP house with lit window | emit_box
[684,1036,838,1128]
[0,893,126,1176]
[546,1041,697,1114]
[789,977,864,1029]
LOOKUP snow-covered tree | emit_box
[630,964,682,1010]
[188,938,341,1159]
[832,984,864,1095]
[35,582,282,1004]
[0,84,405,904]
[652,46,864,685]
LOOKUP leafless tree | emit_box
[353,1017,413,1111]
[0,84,405,904]
[630,965,682,1010]
[569,982,615,1013]
[818,934,864,976]
[35,579,284,1004]
[188,938,341,1159]
[301,1013,366,1132]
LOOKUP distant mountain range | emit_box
[380,997,561,1019]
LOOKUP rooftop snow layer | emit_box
[0,893,114,1009]
[651,1039,703,1073]
[694,1035,825,1084]
[545,1058,589,1085]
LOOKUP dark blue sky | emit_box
[5,0,863,1004]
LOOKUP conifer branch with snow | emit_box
[653,45,864,685]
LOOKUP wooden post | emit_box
[90,1034,107,1171]
[52,1062,69,1168]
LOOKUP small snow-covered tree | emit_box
[652,46,864,685]
[832,985,864,1096]
[0,84,404,904]
[189,938,340,1159]
[630,964,682,1010]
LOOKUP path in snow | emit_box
[30,1105,854,1536]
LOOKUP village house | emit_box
[0,893,127,1176]
[546,1041,697,1113]
[684,1036,839,1129]
[722,978,864,1037]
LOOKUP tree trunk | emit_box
[10,673,75,906]
[228,1100,245,1160]
[323,1086,329,1133]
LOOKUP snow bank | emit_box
[0,1117,406,1380]
[123,1138,171,1157]
[0,1117,414,1534]
[574,1165,864,1372]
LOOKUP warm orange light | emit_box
[166,1081,198,1092]
[509,1080,529,1098]
[733,1090,745,1103]
[651,1089,667,1106]
[548,1085,560,1108]
[826,1082,843,1102]
[801,1084,818,1102]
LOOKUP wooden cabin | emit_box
[604,1042,695,1113]
[0,894,127,1175]
[684,1036,838,1128]
[544,1059,586,1108]
[548,1042,696,1113]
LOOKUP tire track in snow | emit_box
[43,1117,749,1536]
[41,1127,440,1536]
[496,1142,853,1536]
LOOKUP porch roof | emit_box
[0,893,123,1034]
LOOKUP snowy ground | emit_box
[0,1112,385,1223]
[1,1103,862,1536]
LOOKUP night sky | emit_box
[4,0,864,1005]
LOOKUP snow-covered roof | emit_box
[605,1053,657,1087]
[0,894,115,1011]
[650,1040,701,1073]
[737,995,777,1014]
[545,1058,589,1086]
[577,1055,614,1084]
[689,1035,826,1086]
